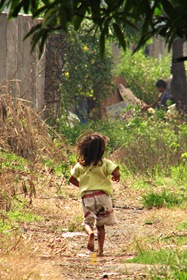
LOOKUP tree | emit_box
[1,0,187,112]
[171,38,187,113]
[60,22,113,121]
[1,0,187,57]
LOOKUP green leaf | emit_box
[160,0,175,17]
[33,2,53,18]
[99,31,105,59]
[59,8,68,32]
[23,0,30,14]
[0,0,8,10]
[24,23,42,40]
[133,30,156,53]
[113,23,126,50]
[154,7,162,16]
[104,0,117,7]
[141,9,153,36]
[9,1,24,17]
[30,0,39,13]
[42,8,56,27]
[90,1,101,24]
[73,4,87,31]
[38,32,48,59]
[31,30,45,52]
[42,0,50,4]
[10,0,31,17]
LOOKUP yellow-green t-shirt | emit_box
[71,158,118,197]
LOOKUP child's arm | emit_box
[69,175,79,187]
[112,167,120,182]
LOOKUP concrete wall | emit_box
[44,33,66,120]
[0,13,45,111]
[2,12,183,119]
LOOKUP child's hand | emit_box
[69,175,79,187]
[112,169,120,182]
[112,176,120,182]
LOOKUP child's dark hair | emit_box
[76,132,109,166]
[155,79,166,89]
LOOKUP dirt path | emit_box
[1,182,187,280]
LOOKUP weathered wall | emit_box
[2,12,184,120]
[44,33,66,120]
[0,13,45,111]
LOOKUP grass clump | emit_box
[115,48,171,104]
[68,215,84,232]
[141,189,187,209]
[58,112,187,178]
[0,151,27,171]
[0,206,43,234]
[125,249,187,279]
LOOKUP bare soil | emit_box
[1,91,186,279]
[1,178,187,280]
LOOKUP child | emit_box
[69,132,120,256]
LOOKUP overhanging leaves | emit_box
[113,23,126,51]
[1,0,187,58]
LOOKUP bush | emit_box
[141,189,186,209]
[115,48,171,104]
[60,22,113,120]
[57,112,187,177]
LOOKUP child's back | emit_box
[69,132,120,256]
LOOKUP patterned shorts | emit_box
[81,190,117,227]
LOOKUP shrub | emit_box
[141,189,186,209]
[115,48,171,104]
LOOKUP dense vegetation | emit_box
[115,49,171,104]
[2,0,187,59]
[1,106,187,278]
[1,46,187,279]
[60,22,113,120]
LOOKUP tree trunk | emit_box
[170,38,187,114]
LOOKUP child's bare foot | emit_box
[87,232,94,251]
[97,251,104,257]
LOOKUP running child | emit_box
[69,132,120,256]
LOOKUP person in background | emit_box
[69,132,120,256]
[143,79,170,111]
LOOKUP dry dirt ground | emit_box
[1,179,187,280]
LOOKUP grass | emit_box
[68,215,84,232]
[141,189,187,209]
[125,249,187,279]
[126,249,179,265]
[0,98,187,279]
[177,221,187,230]
[0,151,27,171]
[0,208,43,234]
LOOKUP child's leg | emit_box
[96,225,105,256]
[84,224,95,252]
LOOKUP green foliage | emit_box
[110,115,187,177]
[115,48,171,104]
[43,157,75,179]
[68,215,83,232]
[57,118,126,152]
[125,249,179,265]
[125,249,187,279]
[57,112,187,178]
[170,164,187,186]
[178,221,187,230]
[0,151,27,172]
[60,22,113,120]
[0,208,42,234]
[3,0,187,60]
[141,189,186,209]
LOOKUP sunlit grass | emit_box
[0,209,43,234]
[141,188,187,209]
[125,248,187,279]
